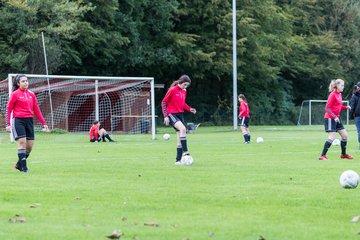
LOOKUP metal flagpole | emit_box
[41,32,54,130]
[232,0,238,130]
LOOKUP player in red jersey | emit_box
[319,79,353,160]
[89,120,115,142]
[238,94,251,144]
[6,74,49,172]
[161,75,196,165]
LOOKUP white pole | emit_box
[95,80,99,121]
[232,0,238,130]
[309,100,312,126]
[150,78,156,140]
[346,100,349,125]
[8,74,14,143]
[41,32,54,130]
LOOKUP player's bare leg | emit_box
[99,128,115,142]
[174,121,188,155]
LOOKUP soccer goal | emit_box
[297,100,349,125]
[0,74,157,139]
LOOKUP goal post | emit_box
[297,99,349,126]
[3,74,157,140]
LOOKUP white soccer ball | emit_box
[340,170,360,189]
[181,155,194,166]
[163,133,170,140]
[332,139,340,146]
[256,137,264,143]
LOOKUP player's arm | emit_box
[183,103,191,112]
[341,105,349,110]
[325,94,337,118]
[239,103,244,118]
[238,102,245,118]
[6,93,16,131]
[161,89,173,118]
[161,89,174,125]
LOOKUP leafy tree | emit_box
[0,0,94,77]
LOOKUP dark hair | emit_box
[13,74,26,91]
[178,74,191,84]
[93,120,99,125]
[170,74,191,87]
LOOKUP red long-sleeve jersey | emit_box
[7,88,46,126]
[324,90,347,119]
[239,101,250,118]
[89,124,99,140]
[161,85,191,117]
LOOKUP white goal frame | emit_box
[6,74,156,140]
[297,99,349,125]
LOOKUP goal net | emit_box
[297,100,349,125]
[0,74,156,139]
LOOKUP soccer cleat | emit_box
[175,161,184,166]
[20,159,28,173]
[244,141,250,144]
[340,154,354,159]
[319,155,328,161]
[13,162,22,172]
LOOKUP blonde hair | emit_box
[328,79,344,92]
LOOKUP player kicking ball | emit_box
[161,75,196,165]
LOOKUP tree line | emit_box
[1,0,359,125]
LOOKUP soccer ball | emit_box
[332,139,340,146]
[163,133,170,140]
[181,155,194,166]
[339,170,359,189]
[256,137,264,143]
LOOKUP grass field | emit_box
[1,125,360,239]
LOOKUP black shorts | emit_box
[168,113,185,132]
[324,118,344,132]
[12,117,35,140]
[239,117,250,128]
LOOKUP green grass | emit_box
[1,125,360,239]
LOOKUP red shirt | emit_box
[89,124,99,140]
[161,85,191,117]
[7,88,46,126]
[239,101,250,118]
[324,90,347,119]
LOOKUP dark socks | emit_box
[17,149,27,172]
[321,139,333,156]
[341,139,347,155]
[176,146,183,161]
[105,133,114,142]
[180,136,188,153]
[244,134,250,142]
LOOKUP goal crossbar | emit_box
[297,99,349,126]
